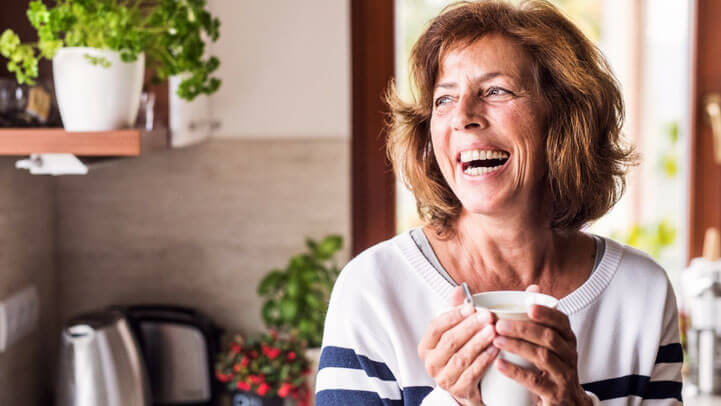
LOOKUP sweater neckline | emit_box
[393,231,624,315]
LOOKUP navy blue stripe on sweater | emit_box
[582,375,682,401]
[316,387,433,406]
[316,390,403,406]
[655,343,684,364]
[319,346,396,380]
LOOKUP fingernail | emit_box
[493,336,508,346]
[486,345,499,357]
[495,359,507,370]
[496,319,511,334]
[476,309,490,322]
[461,304,474,316]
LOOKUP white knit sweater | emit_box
[316,232,683,405]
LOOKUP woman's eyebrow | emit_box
[435,71,513,91]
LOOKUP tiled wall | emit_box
[0,158,56,405]
[55,137,351,335]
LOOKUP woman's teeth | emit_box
[464,165,504,176]
[459,149,509,176]
[460,149,509,162]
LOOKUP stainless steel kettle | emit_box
[56,310,151,406]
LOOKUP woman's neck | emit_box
[424,210,593,296]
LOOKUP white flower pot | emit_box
[52,47,145,132]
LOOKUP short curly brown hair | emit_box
[386,0,636,236]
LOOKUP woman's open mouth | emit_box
[458,149,510,176]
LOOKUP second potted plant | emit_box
[257,234,344,404]
[215,331,312,406]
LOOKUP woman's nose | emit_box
[451,95,487,131]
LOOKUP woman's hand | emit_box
[491,285,592,406]
[417,286,499,406]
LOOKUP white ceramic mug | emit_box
[472,291,559,406]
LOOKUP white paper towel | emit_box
[15,154,88,175]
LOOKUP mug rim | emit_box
[471,290,559,314]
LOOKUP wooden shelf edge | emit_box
[0,128,169,156]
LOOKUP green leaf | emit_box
[306,293,323,310]
[0,30,20,57]
[286,277,303,298]
[316,235,343,259]
[279,298,298,321]
[667,121,679,144]
[257,270,285,295]
[261,300,280,326]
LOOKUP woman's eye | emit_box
[486,87,511,97]
[434,96,452,107]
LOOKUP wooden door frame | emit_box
[350,0,396,256]
[688,0,721,260]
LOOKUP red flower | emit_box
[278,382,294,398]
[240,356,249,367]
[263,346,281,359]
[250,350,258,359]
[236,381,251,391]
[249,374,265,384]
[230,343,242,354]
[215,371,231,382]
[256,382,270,396]
[287,351,297,361]
[269,329,278,340]
[233,363,242,373]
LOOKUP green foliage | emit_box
[661,121,681,178]
[0,0,221,100]
[612,220,676,260]
[258,235,344,348]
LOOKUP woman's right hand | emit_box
[417,286,499,406]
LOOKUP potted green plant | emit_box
[257,235,343,404]
[0,0,221,131]
[215,331,312,406]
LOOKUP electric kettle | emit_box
[56,310,151,406]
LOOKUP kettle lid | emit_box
[64,310,125,331]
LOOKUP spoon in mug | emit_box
[461,282,473,305]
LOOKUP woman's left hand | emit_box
[491,285,593,406]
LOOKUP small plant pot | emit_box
[230,391,283,406]
[52,47,144,131]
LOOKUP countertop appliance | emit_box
[56,310,151,406]
[114,305,222,406]
[682,228,721,395]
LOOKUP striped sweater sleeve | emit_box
[315,264,410,405]
[645,279,684,404]
[582,278,684,404]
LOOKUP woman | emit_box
[316,1,683,405]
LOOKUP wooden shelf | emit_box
[0,128,169,156]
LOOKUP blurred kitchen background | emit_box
[1,0,720,405]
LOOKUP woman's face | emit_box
[430,34,548,218]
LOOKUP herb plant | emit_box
[0,0,221,100]
[257,235,344,348]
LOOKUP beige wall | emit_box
[56,138,350,334]
[208,0,351,138]
[0,158,56,405]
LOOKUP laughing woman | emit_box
[315,1,683,405]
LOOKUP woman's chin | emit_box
[458,198,503,217]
